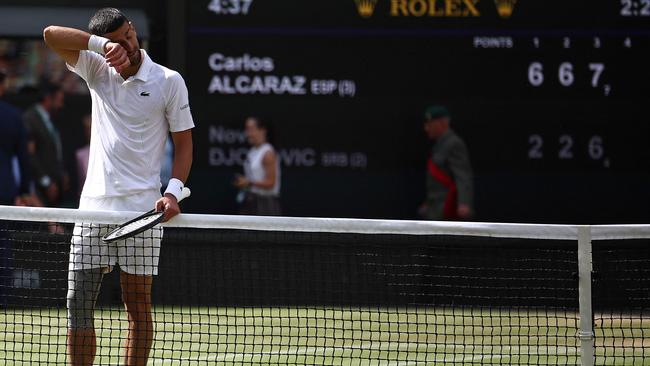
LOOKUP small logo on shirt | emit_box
[180,103,190,110]
[140,91,150,96]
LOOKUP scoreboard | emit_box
[185,0,650,223]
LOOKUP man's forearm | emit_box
[43,26,91,51]
[170,132,193,184]
[164,145,192,202]
[170,149,192,184]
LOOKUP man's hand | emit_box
[233,174,249,189]
[14,196,26,206]
[18,193,43,207]
[457,204,472,220]
[155,194,180,222]
[46,182,60,204]
[104,42,130,73]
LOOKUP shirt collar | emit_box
[131,49,153,82]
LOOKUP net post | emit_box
[578,226,595,366]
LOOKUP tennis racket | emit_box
[102,187,191,243]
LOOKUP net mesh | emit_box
[592,239,650,365]
[0,208,648,365]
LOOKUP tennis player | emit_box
[233,116,282,215]
[43,8,193,366]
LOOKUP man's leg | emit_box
[67,329,96,366]
[120,271,153,366]
[67,268,105,366]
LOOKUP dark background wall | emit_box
[182,1,650,223]
[1,1,649,224]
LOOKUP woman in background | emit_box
[234,116,281,215]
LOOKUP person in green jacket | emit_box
[420,105,474,220]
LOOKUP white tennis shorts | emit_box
[69,190,163,276]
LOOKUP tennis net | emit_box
[0,205,648,365]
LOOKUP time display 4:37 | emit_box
[208,0,254,15]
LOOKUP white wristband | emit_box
[88,35,110,55]
[164,178,184,201]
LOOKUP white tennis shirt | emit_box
[244,143,280,197]
[67,50,194,197]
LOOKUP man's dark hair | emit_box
[88,7,128,35]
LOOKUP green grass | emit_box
[1,307,648,365]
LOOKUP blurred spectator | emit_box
[1,70,27,306]
[75,114,91,197]
[0,70,31,206]
[419,105,474,220]
[234,116,282,216]
[23,81,68,207]
[0,39,88,96]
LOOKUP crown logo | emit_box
[355,0,378,18]
[494,0,517,18]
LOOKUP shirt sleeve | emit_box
[165,72,195,132]
[66,50,107,86]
